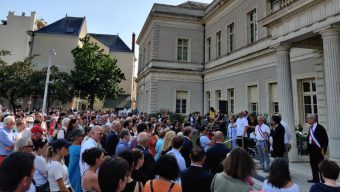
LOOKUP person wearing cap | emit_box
[0,115,16,164]
[68,129,85,192]
[33,138,49,192]
[31,125,44,146]
[46,139,73,192]
[25,116,34,129]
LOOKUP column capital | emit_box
[318,27,340,38]
[273,43,292,52]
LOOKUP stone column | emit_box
[320,28,340,159]
[275,44,298,161]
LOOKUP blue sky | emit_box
[1,0,212,50]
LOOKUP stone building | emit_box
[136,0,340,161]
[0,11,46,65]
[0,13,135,110]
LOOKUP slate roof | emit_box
[89,33,132,53]
[34,16,85,36]
[177,1,209,10]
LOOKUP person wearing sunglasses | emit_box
[14,137,36,192]
[80,125,105,176]
[15,137,34,153]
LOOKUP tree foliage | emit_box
[0,49,72,111]
[0,51,35,111]
[71,35,125,110]
[29,66,73,108]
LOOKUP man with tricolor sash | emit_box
[306,113,329,183]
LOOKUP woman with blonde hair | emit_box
[161,131,176,155]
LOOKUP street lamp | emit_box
[42,49,56,114]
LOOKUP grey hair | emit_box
[111,120,121,130]
[306,114,317,121]
[15,137,32,152]
[62,118,70,127]
[91,125,103,133]
[3,115,15,125]
[137,132,149,144]
[257,115,265,121]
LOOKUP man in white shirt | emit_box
[79,125,104,175]
[200,127,212,152]
[235,111,248,148]
[167,135,186,171]
[254,115,271,172]
[277,114,292,161]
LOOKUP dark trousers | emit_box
[308,145,324,182]
[236,137,244,148]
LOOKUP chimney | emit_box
[132,32,136,53]
[22,12,25,16]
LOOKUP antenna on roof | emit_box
[66,13,68,18]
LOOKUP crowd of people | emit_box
[0,108,339,192]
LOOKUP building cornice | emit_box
[260,0,326,27]
[137,3,205,44]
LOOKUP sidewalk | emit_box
[252,160,340,191]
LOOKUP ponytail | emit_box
[46,146,54,161]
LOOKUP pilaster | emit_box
[275,44,298,161]
[320,28,340,159]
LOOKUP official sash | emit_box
[309,128,321,148]
[258,125,267,140]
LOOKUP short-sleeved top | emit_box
[34,155,48,186]
[211,172,251,192]
[309,183,340,192]
[236,117,249,137]
[255,124,270,141]
[262,179,299,192]
[48,160,71,192]
[144,179,181,192]
[200,135,211,152]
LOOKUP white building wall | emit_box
[110,52,134,95]
[31,34,79,72]
[0,11,37,64]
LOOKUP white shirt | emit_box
[227,122,237,138]
[255,124,270,141]
[56,128,66,139]
[281,120,292,144]
[79,137,98,175]
[236,117,248,137]
[262,179,300,192]
[48,160,71,192]
[34,155,48,186]
[199,135,211,152]
[309,122,317,144]
[167,148,186,171]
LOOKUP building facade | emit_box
[136,0,340,161]
[0,11,46,64]
[0,13,135,111]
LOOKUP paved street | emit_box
[253,159,340,191]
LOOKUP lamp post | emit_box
[42,49,56,114]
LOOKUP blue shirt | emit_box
[167,148,186,171]
[115,140,129,156]
[0,127,16,156]
[155,138,164,161]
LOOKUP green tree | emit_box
[71,35,125,110]
[29,65,73,109]
[0,51,35,111]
